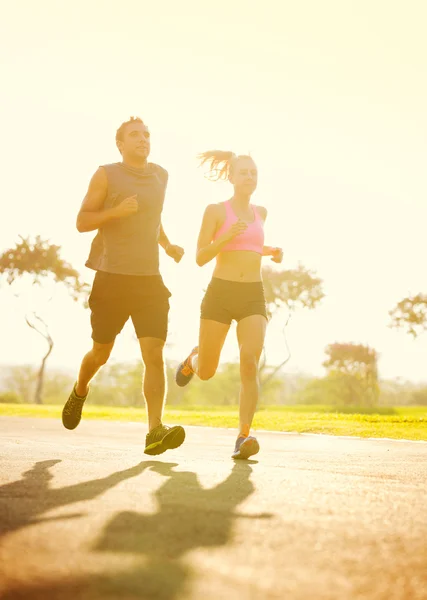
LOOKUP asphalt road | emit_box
[1,417,426,600]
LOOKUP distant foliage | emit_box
[320,342,379,406]
[0,236,89,404]
[0,391,21,404]
[0,235,89,301]
[3,365,37,404]
[262,263,324,319]
[323,343,378,377]
[389,294,427,338]
[259,264,324,389]
[2,362,426,407]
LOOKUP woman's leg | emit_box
[176,319,230,385]
[236,314,267,438]
[194,319,230,380]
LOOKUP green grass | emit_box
[1,403,426,441]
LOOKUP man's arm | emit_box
[76,168,138,233]
[159,222,184,263]
[158,222,171,251]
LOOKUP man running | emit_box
[62,117,185,456]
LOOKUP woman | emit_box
[176,150,283,459]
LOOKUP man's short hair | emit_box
[116,116,145,144]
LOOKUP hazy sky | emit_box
[1,0,426,382]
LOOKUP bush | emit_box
[297,372,379,407]
[410,389,427,406]
[0,391,21,404]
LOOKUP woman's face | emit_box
[230,156,258,195]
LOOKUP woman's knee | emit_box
[197,362,217,381]
[240,352,259,380]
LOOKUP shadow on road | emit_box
[2,460,269,600]
[0,458,155,536]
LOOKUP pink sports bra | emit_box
[213,200,264,254]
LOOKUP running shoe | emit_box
[144,424,186,456]
[62,383,88,430]
[175,346,198,387]
[232,436,260,460]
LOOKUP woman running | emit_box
[175,150,283,459]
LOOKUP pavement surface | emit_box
[0,416,426,600]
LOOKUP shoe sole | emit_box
[144,426,186,456]
[232,438,260,460]
[62,418,81,430]
[175,364,194,388]
[61,408,82,430]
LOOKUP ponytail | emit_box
[197,150,237,181]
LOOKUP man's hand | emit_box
[166,244,184,263]
[112,195,138,218]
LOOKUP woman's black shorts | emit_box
[200,277,267,324]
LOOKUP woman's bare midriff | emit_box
[213,251,262,282]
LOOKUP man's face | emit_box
[118,121,151,161]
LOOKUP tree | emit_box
[389,294,427,338]
[322,342,379,406]
[2,365,37,404]
[263,263,324,318]
[0,236,88,404]
[260,263,324,388]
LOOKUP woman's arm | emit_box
[258,206,283,263]
[196,204,247,266]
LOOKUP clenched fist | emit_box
[113,194,138,218]
[222,219,248,243]
[270,247,283,263]
[166,244,185,263]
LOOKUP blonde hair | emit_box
[197,150,252,181]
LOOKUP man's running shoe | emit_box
[62,383,88,430]
[175,346,198,387]
[232,436,260,460]
[144,424,186,456]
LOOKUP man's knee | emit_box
[141,345,164,369]
[240,352,258,380]
[91,343,113,366]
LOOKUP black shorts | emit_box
[88,271,171,344]
[200,277,267,324]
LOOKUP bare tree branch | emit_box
[260,312,292,390]
[25,312,54,404]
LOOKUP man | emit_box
[62,117,185,456]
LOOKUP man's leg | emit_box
[139,337,167,432]
[76,341,115,396]
[133,292,185,455]
[62,341,115,430]
[138,339,185,456]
